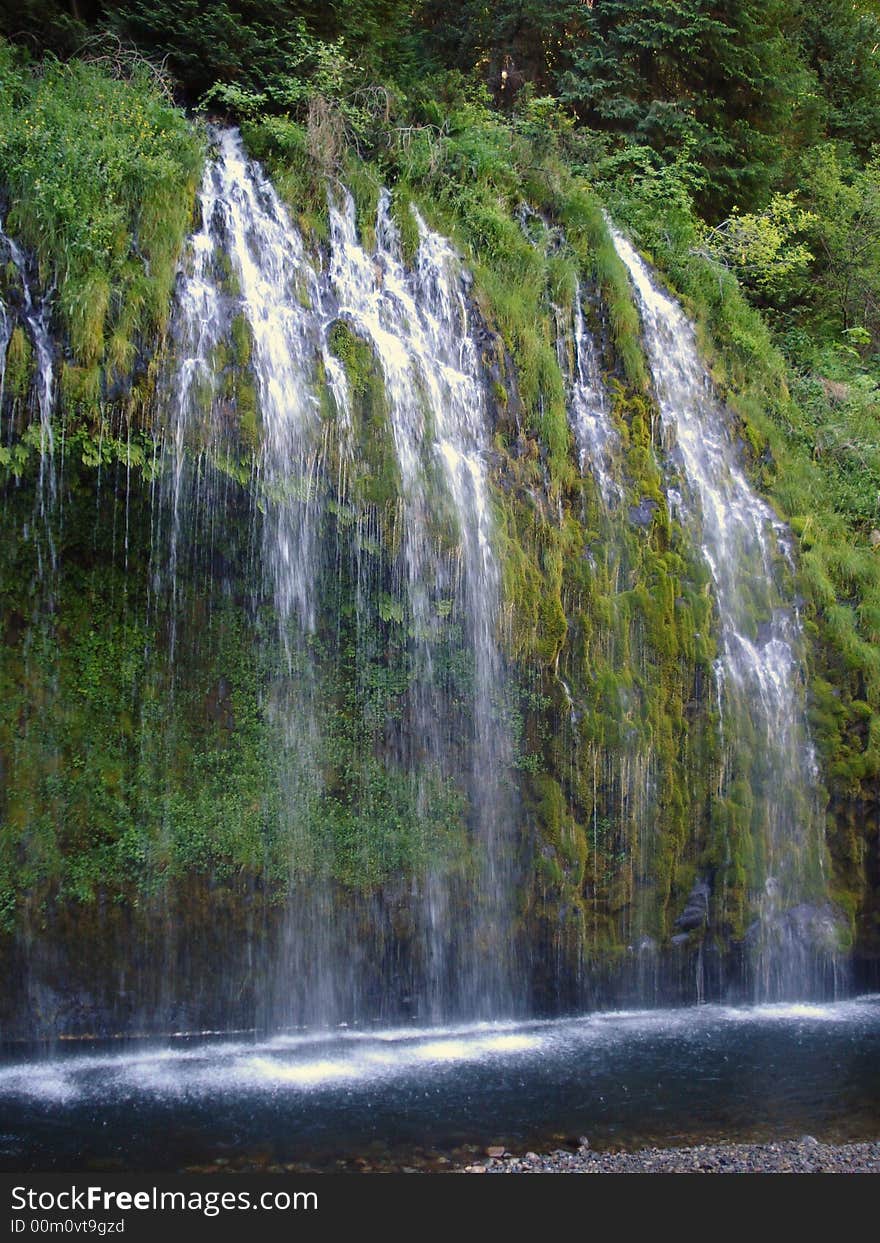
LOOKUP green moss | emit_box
[60,363,102,409]
[328,319,401,512]
[329,320,373,396]
[230,313,252,370]
[341,155,381,252]
[389,183,422,264]
[61,269,110,367]
[557,188,648,391]
[235,373,261,449]
[4,324,32,399]
[491,380,508,408]
[240,116,331,241]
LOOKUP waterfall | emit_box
[159,130,517,1025]
[3,117,854,1039]
[328,187,516,1019]
[556,280,621,507]
[154,152,224,655]
[0,219,57,566]
[610,226,842,998]
[157,128,349,1026]
[0,297,10,413]
[521,205,621,506]
[214,130,349,642]
[159,128,346,639]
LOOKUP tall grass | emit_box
[0,40,203,387]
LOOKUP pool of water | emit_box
[2,996,879,1171]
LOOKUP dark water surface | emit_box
[1,996,879,1171]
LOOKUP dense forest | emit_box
[1,1,879,1034]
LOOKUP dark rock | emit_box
[675,878,710,932]
[756,620,775,645]
[628,498,658,529]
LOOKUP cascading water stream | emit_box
[0,297,10,413]
[328,189,516,1019]
[0,219,57,568]
[161,129,349,637]
[214,130,350,643]
[556,280,621,507]
[158,130,517,1026]
[518,204,621,509]
[413,207,517,1018]
[610,226,841,998]
[157,127,357,1026]
[154,155,224,658]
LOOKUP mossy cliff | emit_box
[0,47,875,1034]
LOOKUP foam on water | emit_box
[4,998,878,1106]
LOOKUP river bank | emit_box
[174,1135,880,1175]
[462,1137,880,1174]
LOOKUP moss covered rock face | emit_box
[0,34,874,1038]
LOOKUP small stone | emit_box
[486,1146,505,1158]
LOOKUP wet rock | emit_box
[675,878,710,932]
[628,498,658,529]
[745,900,847,952]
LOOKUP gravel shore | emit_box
[461,1137,880,1174]
[178,1134,880,1174]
